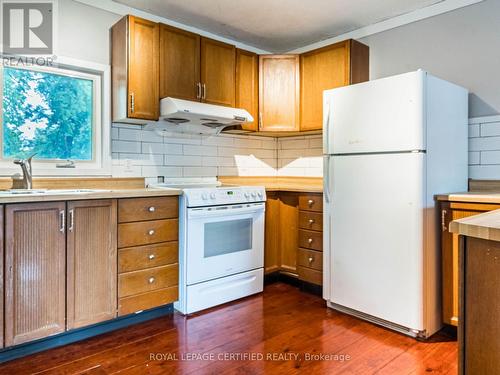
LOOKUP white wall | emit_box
[360,0,500,118]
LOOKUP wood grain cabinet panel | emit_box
[118,287,178,316]
[300,39,369,131]
[264,192,280,274]
[297,248,322,271]
[299,229,323,251]
[200,37,236,107]
[259,55,300,132]
[118,219,178,248]
[297,266,322,285]
[279,193,299,276]
[119,264,178,298]
[66,200,118,330]
[298,194,323,212]
[159,24,200,101]
[5,202,66,347]
[112,15,159,122]
[298,211,322,231]
[118,196,178,223]
[236,49,259,131]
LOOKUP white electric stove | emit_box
[150,178,266,314]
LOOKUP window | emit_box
[0,61,110,175]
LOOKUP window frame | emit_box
[0,56,111,176]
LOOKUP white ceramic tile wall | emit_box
[277,135,323,177]
[468,115,500,179]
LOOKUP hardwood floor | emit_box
[0,283,457,374]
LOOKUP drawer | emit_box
[298,266,322,285]
[118,197,178,223]
[119,264,178,298]
[118,286,178,316]
[297,248,323,271]
[119,242,178,273]
[298,194,323,212]
[299,211,323,231]
[299,229,323,251]
[118,219,178,248]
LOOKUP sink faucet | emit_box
[13,153,36,189]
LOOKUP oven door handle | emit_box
[188,203,265,218]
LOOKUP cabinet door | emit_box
[159,24,200,101]
[279,193,299,275]
[236,49,259,131]
[259,55,300,132]
[264,192,280,274]
[300,41,350,131]
[200,37,235,107]
[5,202,66,347]
[128,16,159,120]
[67,200,118,330]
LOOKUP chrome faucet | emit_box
[13,153,36,189]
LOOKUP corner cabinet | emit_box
[259,55,300,132]
[112,15,159,122]
[4,202,66,346]
[300,39,369,131]
[236,49,259,131]
[66,200,118,329]
[440,200,500,326]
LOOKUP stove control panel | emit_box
[184,186,266,207]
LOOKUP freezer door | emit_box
[324,71,426,155]
[329,152,425,331]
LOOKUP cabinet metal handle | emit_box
[196,82,201,99]
[148,254,155,260]
[68,209,74,232]
[259,113,263,130]
[308,238,313,244]
[441,209,448,232]
[202,84,206,100]
[130,92,135,113]
[148,206,156,212]
[148,229,155,236]
[308,219,315,224]
[308,199,314,206]
[308,257,314,263]
[148,277,155,284]
[59,210,65,233]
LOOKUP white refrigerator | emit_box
[322,70,468,338]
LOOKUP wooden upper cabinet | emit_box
[259,55,300,132]
[200,37,236,107]
[112,15,159,122]
[159,24,200,101]
[4,202,66,347]
[300,39,369,131]
[67,200,118,330]
[236,49,259,131]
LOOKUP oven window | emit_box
[204,218,253,257]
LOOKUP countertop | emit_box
[218,176,323,193]
[450,209,500,241]
[0,188,181,204]
[436,192,500,204]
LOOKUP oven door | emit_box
[186,202,265,285]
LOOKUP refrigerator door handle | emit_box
[324,156,331,204]
[323,100,331,154]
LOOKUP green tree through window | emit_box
[2,67,93,160]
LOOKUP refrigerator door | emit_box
[329,152,425,331]
[324,71,426,155]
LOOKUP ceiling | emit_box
[113,0,444,52]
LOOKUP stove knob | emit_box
[202,193,208,200]
[251,192,257,198]
[258,192,263,198]
[244,192,250,198]
[210,193,216,199]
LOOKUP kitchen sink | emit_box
[0,189,112,196]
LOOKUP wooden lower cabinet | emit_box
[66,200,118,330]
[440,200,500,326]
[264,192,323,286]
[4,202,66,347]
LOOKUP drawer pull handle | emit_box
[308,219,315,224]
[148,277,155,284]
[148,206,156,212]
[308,257,314,263]
[148,229,155,236]
[148,254,155,260]
[308,199,314,206]
[308,238,313,244]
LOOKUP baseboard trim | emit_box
[0,304,173,364]
[265,271,322,295]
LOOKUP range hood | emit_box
[144,98,254,135]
